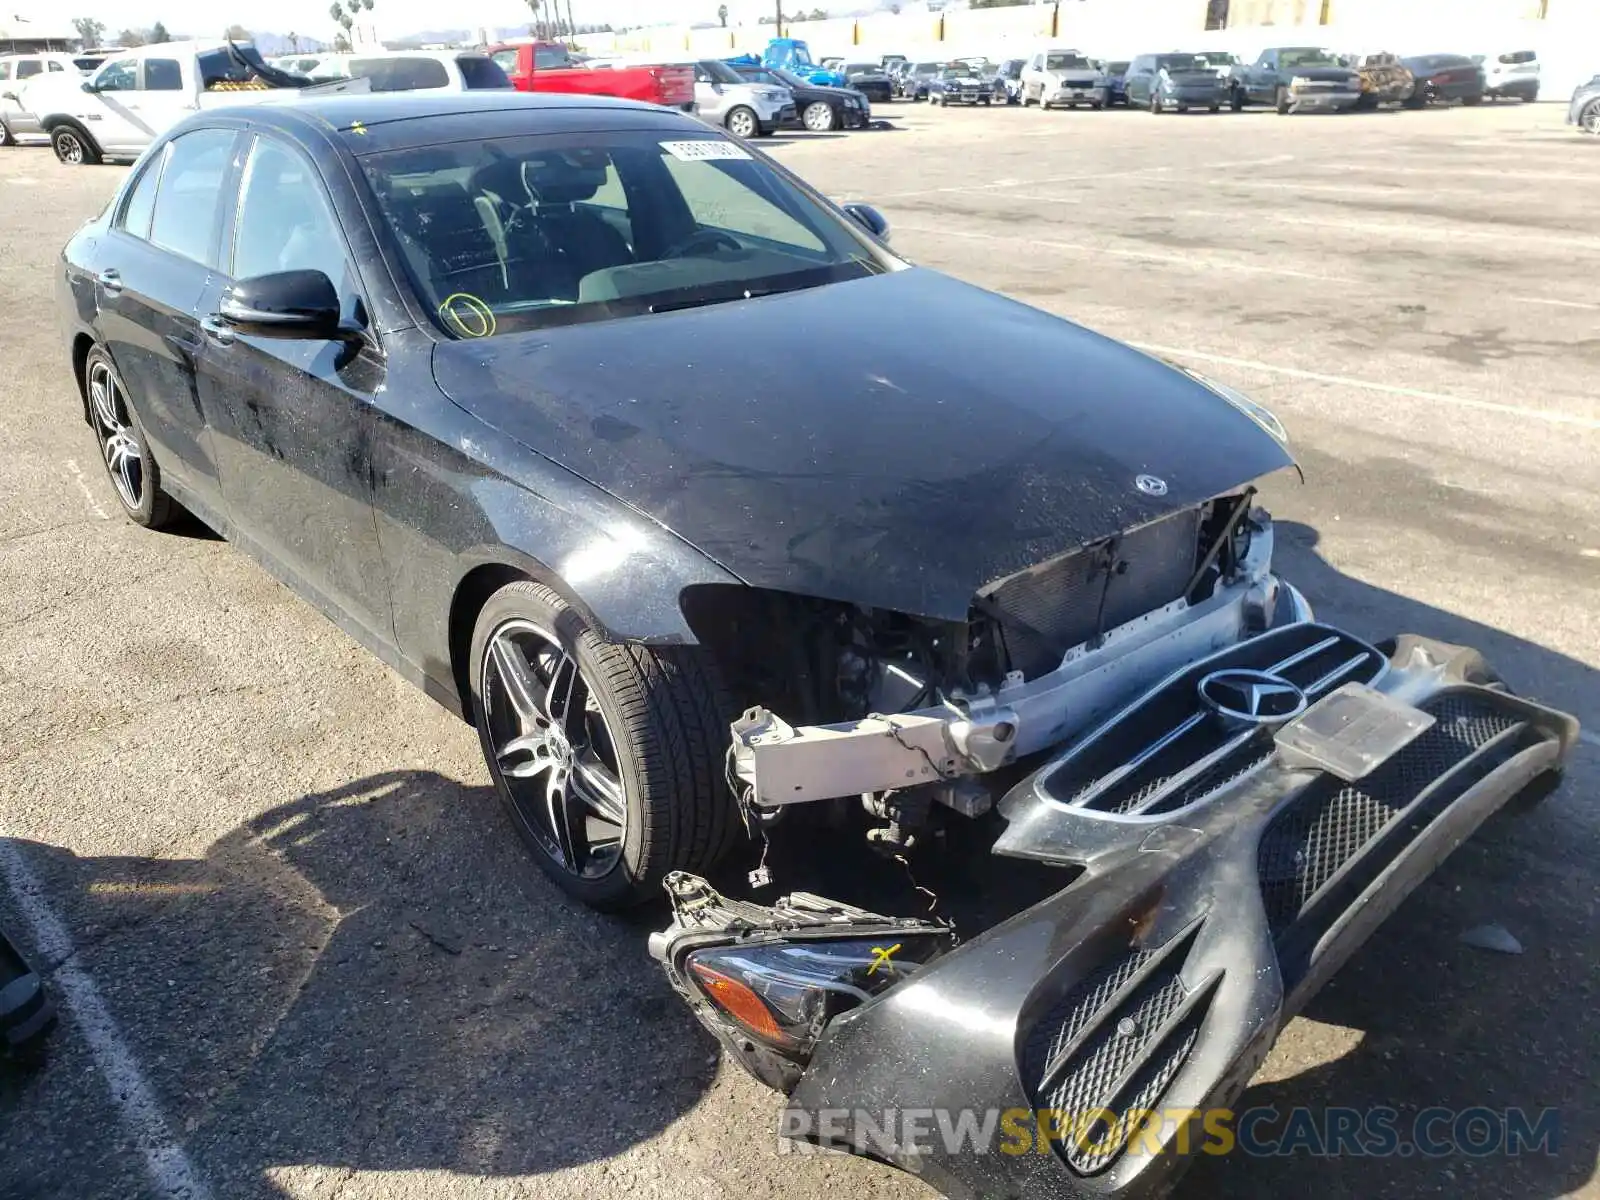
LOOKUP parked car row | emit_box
[876,45,1546,116]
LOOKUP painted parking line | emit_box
[0,839,214,1200]
[1127,343,1600,431]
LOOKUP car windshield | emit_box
[1045,53,1090,70]
[845,64,877,74]
[363,130,893,339]
[941,66,970,78]
[1279,48,1341,69]
[701,59,744,84]
[1156,55,1204,70]
[914,63,939,74]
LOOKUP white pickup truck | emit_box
[20,40,301,165]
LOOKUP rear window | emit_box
[16,60,42,79]
[1045,53,1091,70]
[491,49,519,74]
[456,56,511,89]
[350,56,450,92]
[148,128,236,267]
[534,45,572,69]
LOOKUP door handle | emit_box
[96,268,123,295]
[200,315,235,347]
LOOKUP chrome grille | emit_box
[1045,624,1386,818]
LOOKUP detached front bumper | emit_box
[657,622,1578,1200]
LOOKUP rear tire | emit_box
[1229,86,1244,111]
[51,124,101,165]
[0,120,14,148]
[82,346,179,530]
[469,580,743,911]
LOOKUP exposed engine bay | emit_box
[683,488,1296,855]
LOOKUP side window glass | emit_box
[0,63,11,82]
[49,60,66,72]
[232,137,359,319]
[491,49,518,73]
[144,59,182,90]
[95,58,139,91]
[16,60,42,79]
[118,146,166,240]
[148,128,236,266]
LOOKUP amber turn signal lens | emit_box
[688,960,788,1044]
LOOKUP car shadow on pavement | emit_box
[1176,519,1598,1199]
[0,771,719,1198]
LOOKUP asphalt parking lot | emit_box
[2,98,1598,1200]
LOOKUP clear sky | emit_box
[74,0,801,40]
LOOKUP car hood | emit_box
[1290,66,1359,82]
[432,269,1295,621]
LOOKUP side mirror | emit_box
[843,202,890,244]
[220,270,349,341]
[81,79,98,92]
[1,91,16,102]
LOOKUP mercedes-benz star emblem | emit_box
[1198,668,1308,726]
[1135,474,1168,496]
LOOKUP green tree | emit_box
[116,27,145,45]
[149,20,171,42]
[72,16,105,45]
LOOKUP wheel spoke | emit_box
[489,635,542,725]
[89,374,118,431]
[541,648,579,734]
[545,773,586,869]
[570,755,626,826]
[495,730,555,779]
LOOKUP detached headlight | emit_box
[686,934,947,1054]
[1185,369,1289,444]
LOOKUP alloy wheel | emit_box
[803,101,835,132]
[87,360,143,511]
[1584,103,1600,135]
[56,131,83,164]
[726,107,756,139]
[481,619,628,881]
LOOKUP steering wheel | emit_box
[661,229,743,259]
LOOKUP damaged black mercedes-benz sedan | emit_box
[57,92,1577,1199]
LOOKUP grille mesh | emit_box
[1259,692,1523,937]
[1021,934,1211,1176]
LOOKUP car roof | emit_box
[213,90,696,154]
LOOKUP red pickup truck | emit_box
[486,42,694,110]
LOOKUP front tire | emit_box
[1229,86,1245,111]
[51,124,101,165]
[724,105,758,139]
[802,100,837,132]
[1582,100,1600,134]
[1275,85,1292,115]
[82,346,178,529]
[470,580,742,911]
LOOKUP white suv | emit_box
[0,53,80,145]
[1475,49,1539,102]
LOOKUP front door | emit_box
[196,132,394,645]
[122,55,200,145]
[77,56,147,154]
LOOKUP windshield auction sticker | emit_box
[660,140,753,162]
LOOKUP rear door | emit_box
[1126,56,1152,104]
[122,54,199,143]
[195,132,394,644]
[93,126,236,521]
